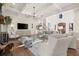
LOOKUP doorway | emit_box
[58,22,66,34]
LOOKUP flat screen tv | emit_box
[17,23,28,29]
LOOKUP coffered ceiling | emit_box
[2,3,79,18]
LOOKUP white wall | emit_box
[2,8,40,35]
[2,7,79,35]
[74,8,79,32]
[46,10,75,33]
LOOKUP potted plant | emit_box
[4,16,12,25]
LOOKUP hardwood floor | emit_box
[9,40,32,56]
[0,39,79,56]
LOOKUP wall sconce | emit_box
[69,23,73,31]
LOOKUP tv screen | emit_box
[17,23,28,29]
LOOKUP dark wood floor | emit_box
[0,39,33,56]
[0,39,79,56]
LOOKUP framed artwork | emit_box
[69,23,73,31]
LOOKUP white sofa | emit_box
[28,35,72,56]
[51,33,77,49]
[47,35,72,56]
[18,32,77,56]
[68,33,77,49]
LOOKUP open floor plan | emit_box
[0,3,79,56]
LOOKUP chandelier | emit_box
[32,6,36,18]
